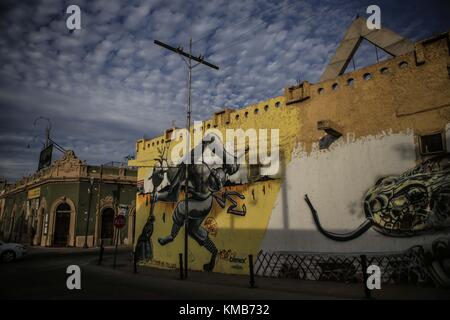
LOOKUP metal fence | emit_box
[255,246,432,285]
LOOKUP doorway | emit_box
[100,208,114,240]
[53,203,71,246]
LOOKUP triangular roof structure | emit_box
[320,17,414,81]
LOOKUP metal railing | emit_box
[255,246,431,285]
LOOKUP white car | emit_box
[0,240,28,263]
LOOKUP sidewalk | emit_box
[25,245,132,259]
[94,251,450,300]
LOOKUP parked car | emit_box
[0,240,28,263]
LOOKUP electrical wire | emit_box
[205,1,300,56]
[189,0,297,47]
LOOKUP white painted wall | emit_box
[261,129,450,253]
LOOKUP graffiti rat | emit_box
[305,153,450,241]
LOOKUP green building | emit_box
[0,150,137,247]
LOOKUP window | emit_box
[399,61,408,69]
[235,114,240,120]
[206,124,211,129]
[244,111,249,118]
[318,88,324,94]
[264,105,269,111]
[363,73,372,80]
[254,108,259,114]
[332,83,339,90]
[275,101,281,108]
[419,133,445,155]
[380,67,390,75]
[347,78,354,86]
[319,134,340,150]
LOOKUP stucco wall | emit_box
[262,130,450,253]
[130,32,450,275]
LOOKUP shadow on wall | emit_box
[132,137,449,285]
[134,226,450,288]
[254,235,450,288]
[393,142,417,161]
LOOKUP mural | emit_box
[304,153,450,241]
[136,134,248,271]
[135,145,168,262]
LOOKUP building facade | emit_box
[129,20,450,285]
[0,150,137,247]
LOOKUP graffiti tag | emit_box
[218,249,247,264]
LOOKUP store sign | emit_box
[28,187,41,199]
[38,144,53,171]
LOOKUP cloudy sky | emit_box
[0,0,449,181]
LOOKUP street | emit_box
[1,246,450,300]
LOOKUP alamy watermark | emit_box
[367,264,382,290]
[66,5,81,31]
[168,121,280,176]
[66,265,81,290]
[366,5,381,30]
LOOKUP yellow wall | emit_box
[130,32,450,274]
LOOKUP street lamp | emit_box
[83,176,95,248]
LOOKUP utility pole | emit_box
[31,117,67,153]
[154,38,219,279]
[33,117,51,148]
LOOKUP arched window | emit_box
[363,73,372,80]
[380,67,390,74]
[399,61,408,69]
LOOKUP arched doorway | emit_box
[53,203,71,246]
[100,208,114,240]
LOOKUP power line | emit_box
[205,2,300,58]
[190,0,297,47]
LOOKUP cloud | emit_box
[0,0,449,181]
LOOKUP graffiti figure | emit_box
[138,133,247,271]
[305,153,450,241]
[135,148,168,262]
